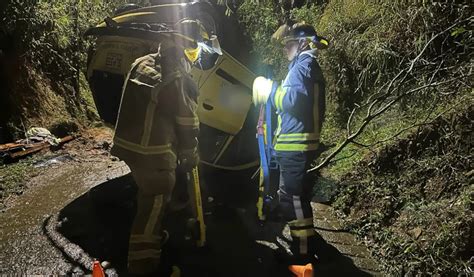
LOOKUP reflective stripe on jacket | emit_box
[111,49,199,169]
[270,49,325,152]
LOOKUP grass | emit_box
[330,104,473,275]
[0,157,40,210]
[0,0,126,139]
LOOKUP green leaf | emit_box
[451,27,466,37]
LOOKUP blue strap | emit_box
[257,76,280,218]
[257,105,270,193]
[266,83,279,169]
[258,131,270,187]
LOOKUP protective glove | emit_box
[252,76,275,106]
[179,149,200,171]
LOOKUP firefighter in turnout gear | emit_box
[253,23,328,262]
[110,19,221,275]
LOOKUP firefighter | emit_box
[110,19,221,275]
[253,23,328,262]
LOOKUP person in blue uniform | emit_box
[253,23,328,262]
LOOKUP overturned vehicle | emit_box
[85,1,259,176]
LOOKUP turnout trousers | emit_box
[276,150,318,257]
[111,50,199,275]
[127,163,176,275]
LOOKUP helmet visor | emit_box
[199,35,222,55]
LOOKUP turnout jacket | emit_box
[111,49,199,169]
[270,49,325,152]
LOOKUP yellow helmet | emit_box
[174,19,222,63]
[272,22,329,50]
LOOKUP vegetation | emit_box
[0,0,472,275]
[237,0,472,275]
[0,156,40,210]
[0,0,148,141]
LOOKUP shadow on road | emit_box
[54,174,136,274]
[42,170,373,276]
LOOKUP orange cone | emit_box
[288,263,313,277]
[92,260,105,277]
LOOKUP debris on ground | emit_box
[0,127,75,161]
[24,127,61,146]
[0,127,114,211]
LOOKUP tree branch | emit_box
[308,74,472,173]
[307,17,472,173]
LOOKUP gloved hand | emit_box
[252,76,275,106]
[179,149,200,170]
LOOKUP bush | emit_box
[0,0,136,137]
[236,0,473,275]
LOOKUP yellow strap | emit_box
[114,137,175,156]
[192,167,206,247]
[290,228,317,238]
[176,116,199,127]
[288,218,313,228]
[257,168,266,221]
[128,249,161,261]
[274,143,319,151]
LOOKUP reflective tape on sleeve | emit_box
[273,86,287,110]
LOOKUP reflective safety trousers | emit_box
[269,49,326,152]
[111,51,199,274]
[277,151,318,256]
[111,52,199,171]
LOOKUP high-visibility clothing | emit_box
[276,151,317,256]
[111,48,199,170]
[271,49,326,259]
[269,49,325,152]
[110,47,199,275]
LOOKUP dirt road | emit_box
[0,128,380,276]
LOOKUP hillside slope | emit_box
[238,0,472,275]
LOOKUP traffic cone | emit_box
[288,263,313,277]
[92,260,105,277]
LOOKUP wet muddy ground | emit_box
[0,128,381,276]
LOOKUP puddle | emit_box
[33,154,75,168]
[0,160,125,242]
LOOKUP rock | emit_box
[94,141,110,150]
[409,227,423,239]
[101,261,111,269]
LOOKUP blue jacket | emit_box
[270,49,325,152]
